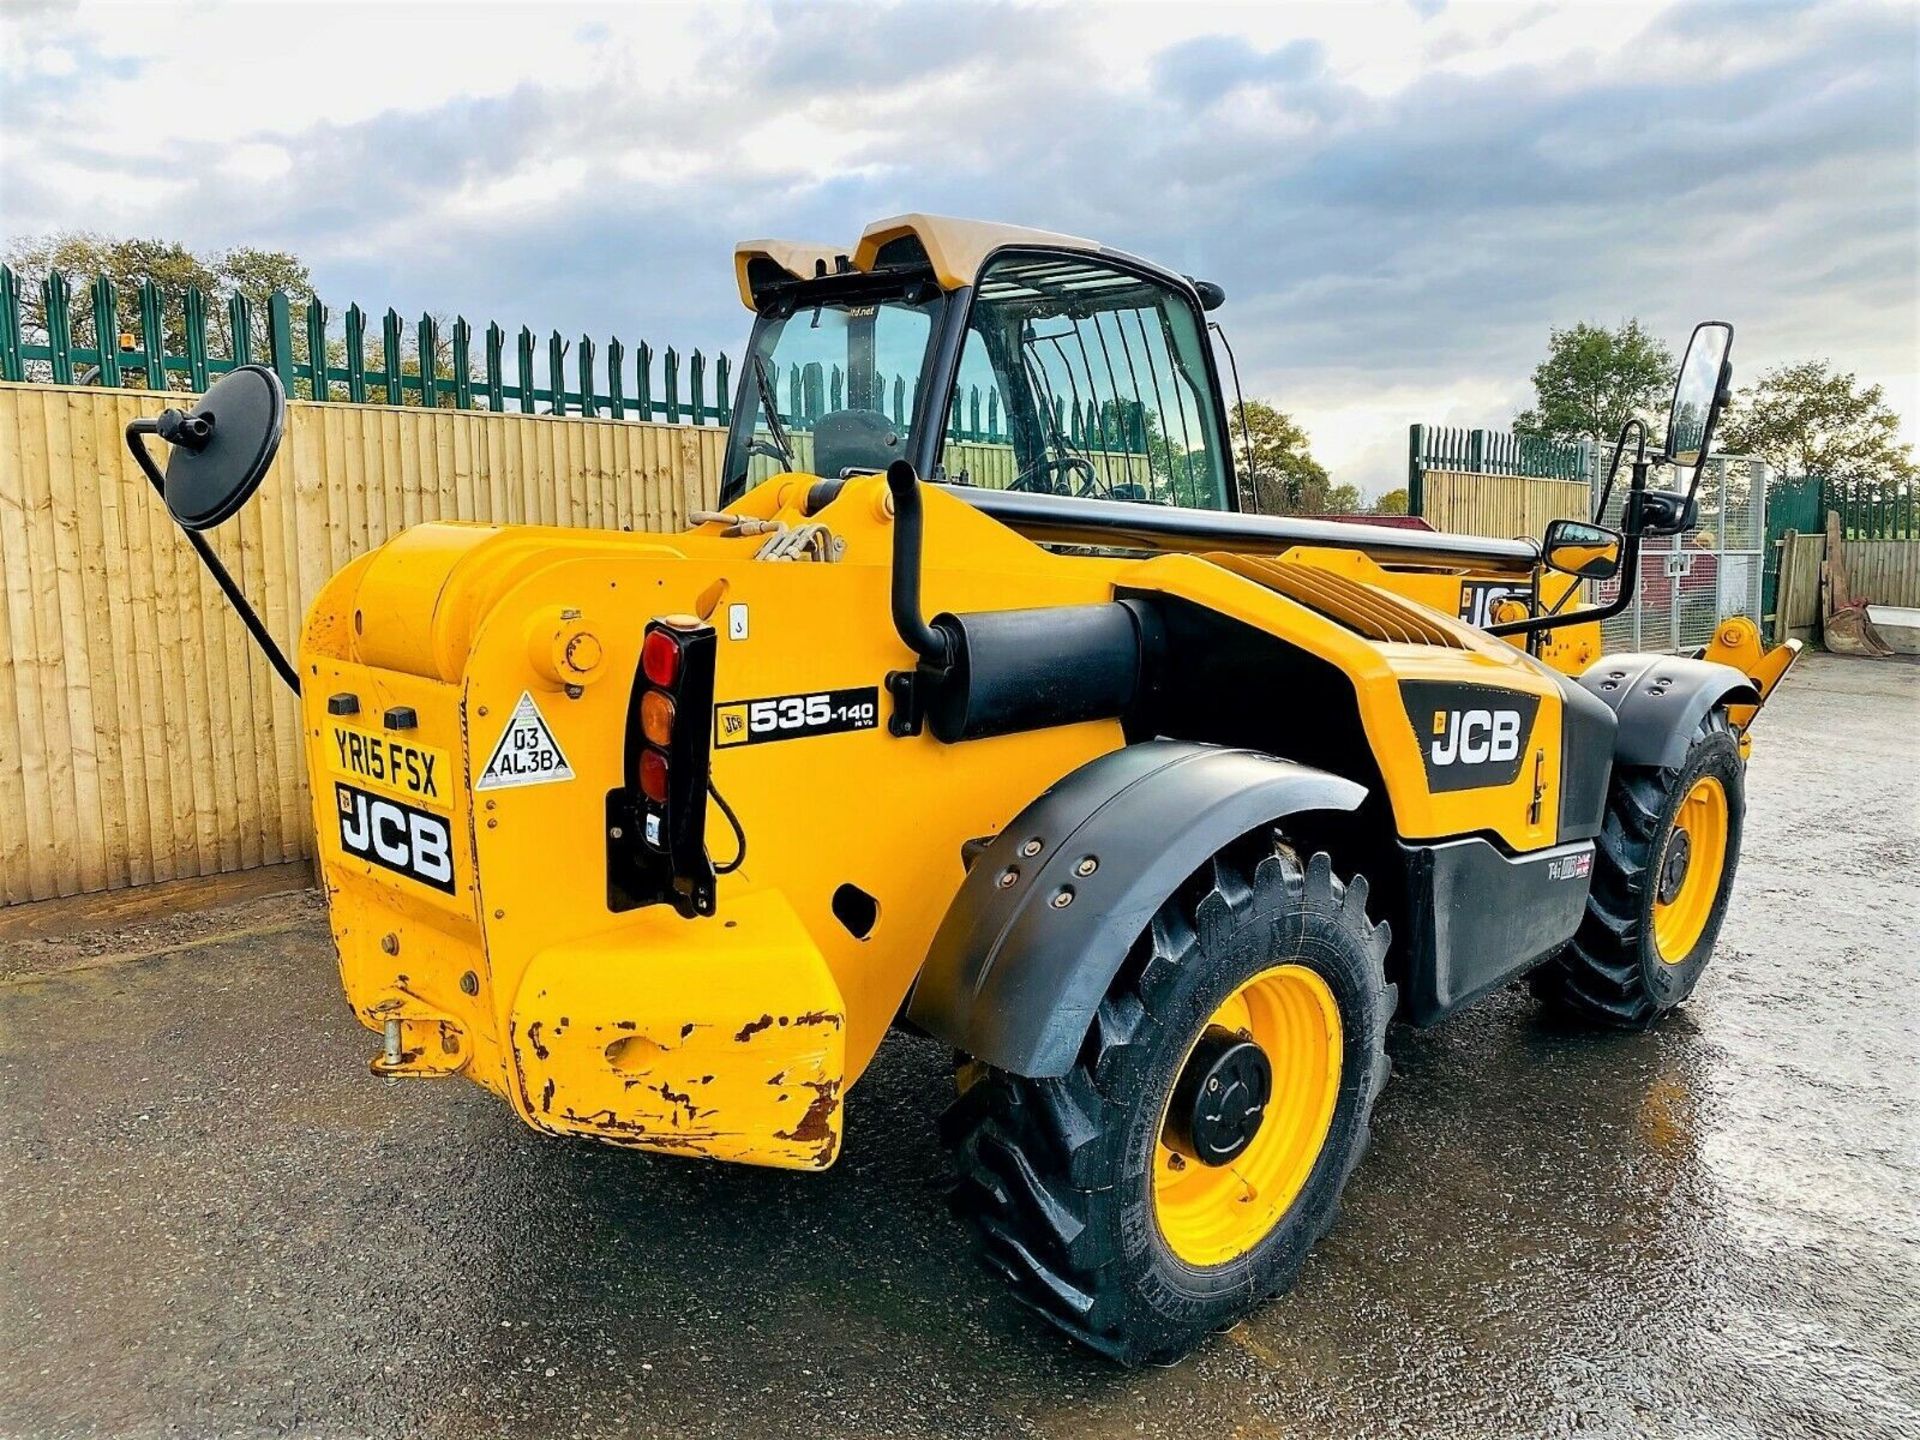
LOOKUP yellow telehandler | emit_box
[126,214,1798,1363]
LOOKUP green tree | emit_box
[1513,319,1674,445]
[1372,487,1409,516]
[1319,482,1362,514]
[1720,359,1917,485]
[1231,399,1334,514]
[5,231,312,388]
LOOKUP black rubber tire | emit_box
[1533,709,1745,1027]
[940,839,1394,1366]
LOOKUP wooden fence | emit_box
[1774,532,1827,645]
[1415,469,1591,539]
[1844,540,1920,608]
[0,381,724,906]
[1768,533,1919,647]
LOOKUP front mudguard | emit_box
[907,741,1364,1078]
[1577,652,1761,768]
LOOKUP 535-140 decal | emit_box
[714,686,879,748]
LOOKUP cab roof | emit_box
[733,213,1124,309]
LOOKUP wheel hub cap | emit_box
[1153,962,1344,1269]
[1652,775,1731,963]
[1657,827,1692,904]
[1166,1026,1272,1166]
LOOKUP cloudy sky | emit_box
[3,0,1915,494]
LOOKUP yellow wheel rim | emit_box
[1152,964,1342,1268]
[1652,775,1729,963]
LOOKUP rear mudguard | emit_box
[906,740,1364,1078]
[1577,653,1761,769]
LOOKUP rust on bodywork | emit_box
[774,1080,843,1167]
[506,963,848,1171]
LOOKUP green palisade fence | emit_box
[1821,474,1919,541]
[0,263,735,426]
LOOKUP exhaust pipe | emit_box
[883,460,1159,744]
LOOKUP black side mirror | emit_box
[153,364,286,531]
[125,365,298,693]
[1542,518,1625,580]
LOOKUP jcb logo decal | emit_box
[1401,682,1539,792]
[335,783,455,893]
[1430,708,1523,767]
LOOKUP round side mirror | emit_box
[158,364,286,531]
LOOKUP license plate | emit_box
[335,783,455,893]
[327,723,449,806]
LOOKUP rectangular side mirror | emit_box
[1543,518,1624,580]
[1665,321,1733,470]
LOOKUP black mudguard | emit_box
[1577,654,1761,769]
[906,740,1364,1078]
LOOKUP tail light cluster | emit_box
[607,615,717,918]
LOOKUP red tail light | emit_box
[641,629,681,689]
[639,749,668,804]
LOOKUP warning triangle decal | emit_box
[475,691,575,791]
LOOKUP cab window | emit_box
[939,252,1231,510]
[725,286,944,493]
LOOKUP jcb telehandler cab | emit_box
[127,214,1798,1364]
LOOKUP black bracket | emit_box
[886,668,925,737]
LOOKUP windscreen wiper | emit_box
[751,354,797,471]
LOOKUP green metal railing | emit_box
[1405,423,1588,514]
[0,263,734,424]
[1822,474,1919,541]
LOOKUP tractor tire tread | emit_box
[942,839,1393,1366]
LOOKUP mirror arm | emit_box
[1486,521,1645,637]
[126,421,302,696]
[1495,418,1649,639]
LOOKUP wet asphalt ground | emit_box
[2,653,1915,1440]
